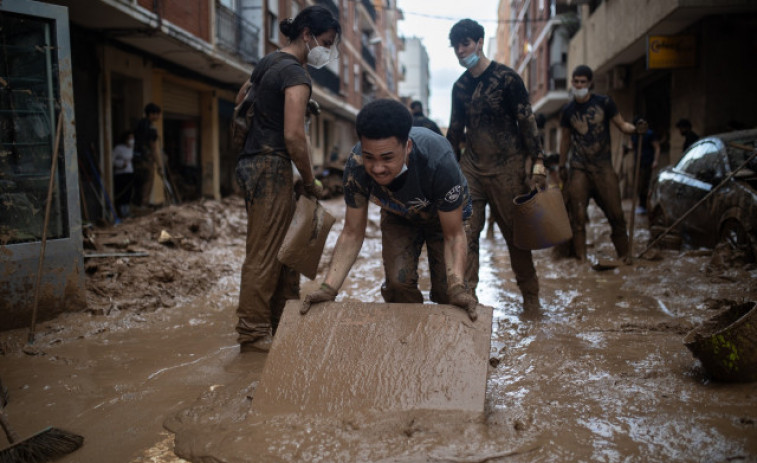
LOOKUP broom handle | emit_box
[0,407,20,444]
[627,133,643,263]
[28,111,64,345]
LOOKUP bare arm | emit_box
[284,84,315,185]
[323,204,368,291]
[446,89,465,160]
[438,206,467,288]
[652,139,661,168]
[611,112,636,135]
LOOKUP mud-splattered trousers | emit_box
[235,155,299,343]
[379,209,460,304]
[463,156,539,299]
[567,160,629,260]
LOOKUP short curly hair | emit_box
[449,19,484,47]
[356,99,412,144]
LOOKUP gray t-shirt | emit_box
[242,51,311,158]
[343,127,472,223]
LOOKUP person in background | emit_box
[626,116,660,215]
[132,103,161,208]
[301,99,477,321]
[559,65,645,263]
[446,18,547,312]
[112,130,135,218]
[409,100,442,135]
[235,5,340,353]
[675,118,699,153]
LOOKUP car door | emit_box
[671,140,725,245]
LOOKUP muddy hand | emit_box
[447,283,478,321]
[635,118,649,134]
[300,282,338,315]
[529,173,547,191]
[303,179,324,199]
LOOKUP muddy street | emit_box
[1,197,756,462]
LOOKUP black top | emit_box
[560,93,619,167]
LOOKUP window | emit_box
[267,0,278,42]
[677,141,724,182]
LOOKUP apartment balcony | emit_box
[361,43,376,69]
[549,62,567,91]
[360,0,377,22]
[310,66,340,95]
[216,2,260,65]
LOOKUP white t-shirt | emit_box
[113,143,134,174]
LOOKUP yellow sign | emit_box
[647,35,696,69]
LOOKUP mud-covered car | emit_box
[648,129,757,259]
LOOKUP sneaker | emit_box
[240,334,273,353]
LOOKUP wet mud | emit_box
[0,197,756,462]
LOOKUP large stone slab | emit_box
[253,300,493,416]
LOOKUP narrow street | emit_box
[1,197,756,462]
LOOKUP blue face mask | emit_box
[459,46,480,69]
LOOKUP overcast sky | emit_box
[398,1,501,127]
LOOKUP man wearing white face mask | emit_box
[559,65,642,263]
[234,5,341,353]
[446,19,547,313]
[112,130,135,218]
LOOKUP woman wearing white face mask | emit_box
[112,130,135,218]
[234,6,341,353]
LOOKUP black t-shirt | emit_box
[242,51,311,158]
[133,118,157,161]
[447,61,542,176]
[412,114,442,135]
[343,127,472,224]
[560,93,618,167]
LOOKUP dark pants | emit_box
[462,156,539,300]
[637,164,653,210]
[235,155,299,343]
[114,172,133,216]
[131,158,154,207]
[568,162,629,260]
[379,210,453,304]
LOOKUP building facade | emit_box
[0,0,403,329]
[398,37,431,115]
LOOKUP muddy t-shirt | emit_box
[446,61,542,176]
[343,127,472,223]
[560,93,618,167]
[241,51,311,159]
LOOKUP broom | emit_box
[0,378,83,463]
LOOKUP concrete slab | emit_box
[253,300,493,416]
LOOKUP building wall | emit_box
[398,37,431,112]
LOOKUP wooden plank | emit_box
[253,300,493,416]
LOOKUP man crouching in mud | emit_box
[301,99,478,320]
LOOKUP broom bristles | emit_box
[0,426,83,463]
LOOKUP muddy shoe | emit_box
[240,335,273,354]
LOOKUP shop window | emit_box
[0,12,67,244]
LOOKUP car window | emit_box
[676,141,723,182]
[726,138,757,172]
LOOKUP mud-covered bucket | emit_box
[512,186,572,250]
[683,301,757,382]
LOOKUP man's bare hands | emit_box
[447,283,478,321]
[303,179,324,199]
[301,282,338,314]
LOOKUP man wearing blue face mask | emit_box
[558,65,641,264]
[446,19,547,313]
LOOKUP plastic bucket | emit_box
[512,186,572,250]
[683,301,757,382]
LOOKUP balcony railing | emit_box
[216,2,260,64]
[361,0,377,22]
[549,62,567,91]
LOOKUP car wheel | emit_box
[719,219,755,261]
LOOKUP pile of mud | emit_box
[83,197,248,315]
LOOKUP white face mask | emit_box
[573,87,589,100]
[306,36,332,69]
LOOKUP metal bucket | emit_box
[683,301,757,382]
[512,186,572,250]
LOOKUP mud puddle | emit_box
[1,197,756,462]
